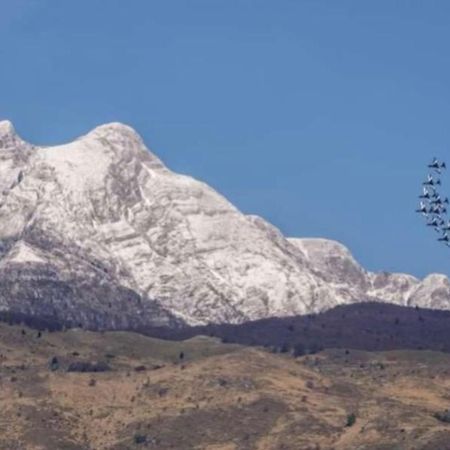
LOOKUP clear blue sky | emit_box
[1,0,450,278]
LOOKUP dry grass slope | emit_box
[1,323,450,449]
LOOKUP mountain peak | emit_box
[0,120,448,329]
[0,120,18,143]
[87,122,142,141]
[83,122,149,153]
[0,120,28,151]
[0,120,15,136]
[78,121,166,170]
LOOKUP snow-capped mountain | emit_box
[0,120,448,328]
[288,238,424,307]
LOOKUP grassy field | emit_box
[1,323,450,449]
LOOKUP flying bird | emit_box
[423,174,441,187]
[438,232,450,242]
[416,158,448,247]
[427,217,443,227]
[429,204,447,215]
[419,187,432,199]
[428,157,446,173]
[430,188,440,199]
[419,187,433,199]
[415,201,428,215]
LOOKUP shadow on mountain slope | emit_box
[143,302,450,354]
[3,301,450,354]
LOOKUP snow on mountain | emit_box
[407,274,450,309]
[288,238,368,292]
[0,120,448,328]
[289,237,447,312]
[367,272,419,305]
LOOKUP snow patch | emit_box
[7,241,46,264]
[38,138,111,191]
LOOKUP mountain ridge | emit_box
[0,120,448,328]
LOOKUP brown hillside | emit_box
[1,324,450,449]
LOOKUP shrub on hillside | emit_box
[49,356,59,372]
[434,409,450,423]
[346,413,356,427]
[134,434,147,444]
[293,343,306,357]
[279,343,290,353]
[67,361,111,373]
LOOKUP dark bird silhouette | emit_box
[429,204,447,215]
[419,187,432,199]
[415,201,429,215]
[416,159,449,247]
[427,217,441,227]
[438,232,450,242]
[431,196,442,205]
[423,174,441,187]
[428,157,446,173]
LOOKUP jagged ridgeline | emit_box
[0,120,450,331]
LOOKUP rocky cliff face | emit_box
[0,120,448,328]
[288,238,430,310]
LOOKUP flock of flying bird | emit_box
[416,157,450,246]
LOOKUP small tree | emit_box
[49,356,59,372]
[293,343,305,357]
[346,413,356,427]
[134,434,147,444]
[279,342,290,353]
[434,409,450,423]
